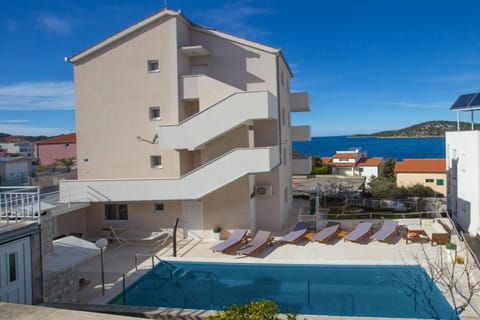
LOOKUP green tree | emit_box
[207,300,296,320]
[55,157,76,172]
[407,183,435,197]
[380,158,396,181]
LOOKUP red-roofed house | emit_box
[394,159,446,195]
[35,133,76,165]
[324,149,384,182]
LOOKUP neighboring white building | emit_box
[0,142,34,157]
[446,130,480,236]
[324,149,383,183]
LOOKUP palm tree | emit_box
[55,157,76,172]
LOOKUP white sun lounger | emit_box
[108,226,171,248]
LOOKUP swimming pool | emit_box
[110,261,453,319]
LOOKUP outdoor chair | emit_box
[210,229,248,254]
[236,230,274,257]
[311,222,341,244]
[343,222,373,243]
[370,220,399,243]
[108,226,171,248]
[279,222,313,245]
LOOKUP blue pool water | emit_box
[110,262,453,319]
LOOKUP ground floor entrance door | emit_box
[0,237,32,304]
[183,201,204,239]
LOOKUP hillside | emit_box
[0,132,48,142]
[350,121,480,138]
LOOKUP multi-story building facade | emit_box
[59,8,310,239]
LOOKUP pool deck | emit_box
[57,218,480,320]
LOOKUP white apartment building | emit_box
[59,8,310,239]
[446,92,480,236]
[446,131,480,236]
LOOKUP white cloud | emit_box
[199,1,272,39]
[428,72,480,84]
[390,101,450,109]
[2,120,30,124]
[0,81,74,110]
[0,123,70,136]
[37,15,71,34]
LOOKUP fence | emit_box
[0,186,41,224]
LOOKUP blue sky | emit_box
[1,0,480,137]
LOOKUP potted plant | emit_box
[213,226,221,242]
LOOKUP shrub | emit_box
[207,300,296,320]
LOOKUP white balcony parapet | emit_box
[291,125,311,141]
[290,92,310,112]
[157,91,278,150]
[60,146,280,203]
[0,186,41,225]
[292,155,312,175]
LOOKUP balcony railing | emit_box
[291,125,311,141]
[290,92,310,112]
[60,146,280,203]
[0,186,41,225]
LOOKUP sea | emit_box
[292,136,445,160]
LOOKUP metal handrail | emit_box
[134,253,162,271]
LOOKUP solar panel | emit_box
[450,93,476,110]
[469,93,480,107]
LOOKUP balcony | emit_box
[157,91,278,150]
[292,156,312,175]
[59,146,280,203]
[291,125,311,141]
[180,45,210,57]
[290,92,310,112]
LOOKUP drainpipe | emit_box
[275,54,282,162]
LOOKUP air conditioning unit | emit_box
[255,185,272,196]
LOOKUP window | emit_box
[8,252,17,282]
[153,203,164,213]
[65,143,70,148]
[149,107,161,120]
[151,155,162,168]
[425,179,434,183]
[104,204,128,221]
[147,60,159,73]
[436,179,444,186]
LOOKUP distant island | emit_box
[350,120,480,138]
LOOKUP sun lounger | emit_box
[311,222,341,244]
[108,226,171,248]
[236,230,273,257]
[279,222,312,244]
[343,222,373,243]
[370,220,399,243]
[210,229,248,253]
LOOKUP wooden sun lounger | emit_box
[210,229,248,253]
[370,220,399,243]
[236,230,273,257]
[279,222,313,245]
[311,222,341,244]
[343,222,373,243]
